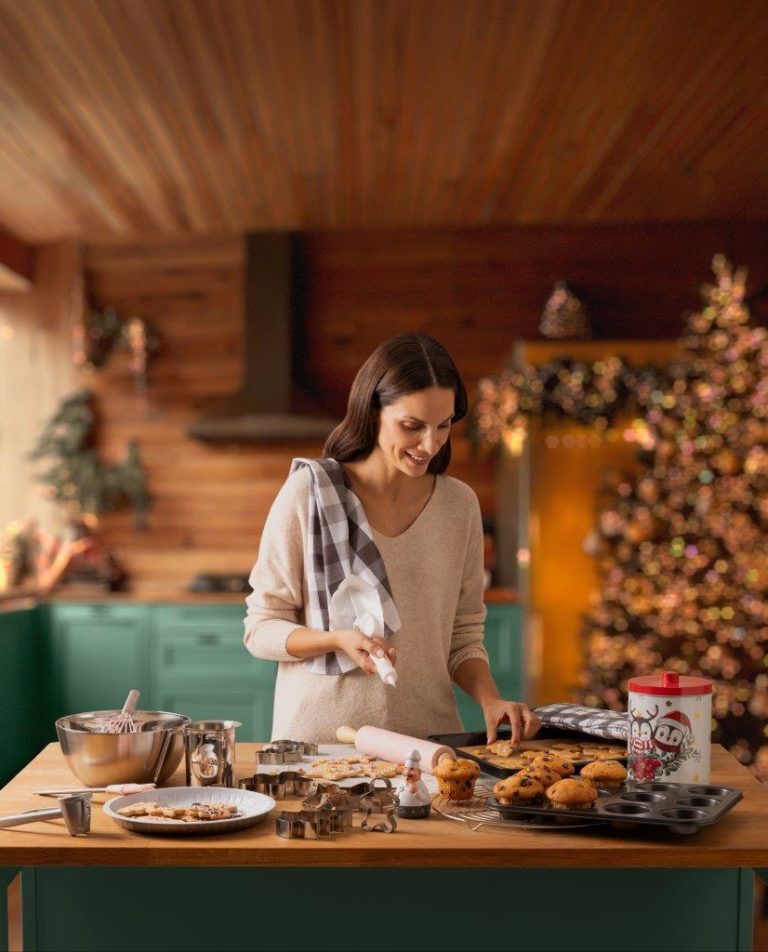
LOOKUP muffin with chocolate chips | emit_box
[493,774,545,805]
[433,755,481,801]
[580,759,627,792]
[528,752,575,777]
[546,778,599,811]
[518,763,562,790]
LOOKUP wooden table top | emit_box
[1,743,766,868]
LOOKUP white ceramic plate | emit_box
[104,786,276,836]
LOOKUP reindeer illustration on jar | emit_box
[628,703,662,781]
[627,673,712,784]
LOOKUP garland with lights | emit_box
[472,257,768,777]
[470,356,667,450]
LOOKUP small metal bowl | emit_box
[56,710,190,786]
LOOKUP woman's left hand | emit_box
[483,699,541,746]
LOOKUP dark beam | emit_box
[0,232,34,292]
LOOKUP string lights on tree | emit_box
[471,257,768,777]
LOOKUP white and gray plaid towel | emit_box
[533,703,628,741]
[290,458,401,675]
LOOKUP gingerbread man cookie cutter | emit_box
[360,778,399,833]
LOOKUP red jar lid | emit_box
[628,671,712,696]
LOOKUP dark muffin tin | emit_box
[429,729,627,780]
[487,782,742,835]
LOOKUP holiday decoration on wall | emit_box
[539,281,592,340]
[29,389,150,530]
[72,305,160,400]
[472,256,768,777]
[470,353,665,451]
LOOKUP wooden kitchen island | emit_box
[1,743,766,951]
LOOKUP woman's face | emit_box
[376,386,455,477]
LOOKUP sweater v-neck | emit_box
[343,470,442,541]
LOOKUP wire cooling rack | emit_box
[431,782,604,833]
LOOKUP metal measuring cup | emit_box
[183,720,241,788]
[0,793,92,836]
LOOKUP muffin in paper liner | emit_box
[433,756,481,801]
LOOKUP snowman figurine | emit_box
[395,749,432,819]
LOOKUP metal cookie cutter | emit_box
[275,782,356,839]
[255,739,318,765]
[296,741,319,756]
[360,779,399,833]
[273,739,320,757]
[238,771,315,800]
[303,781,371,812]
[276,804,354,840]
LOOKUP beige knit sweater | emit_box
[243,466,489,743]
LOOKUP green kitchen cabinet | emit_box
[453,602,523,731]
[14,866,757,952]
[0,606,45,787]
[150,604,277,741]
[0,868,19,952]
[43,603,151,732]
[37,599,518,745]
[149,688,273,742]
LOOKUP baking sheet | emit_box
[429,730,628,779]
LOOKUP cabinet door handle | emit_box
[196,634,221,646]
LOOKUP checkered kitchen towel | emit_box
[291,458,401,675]
[533,703,629,741]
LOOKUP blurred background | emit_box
[0,1,766,786]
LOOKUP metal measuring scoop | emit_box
[0,793,92,836]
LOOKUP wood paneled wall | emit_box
[77,221,768,596]
[0,242,77,535]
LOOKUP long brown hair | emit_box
[324,333,467,474]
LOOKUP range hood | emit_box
[187,233,337,442]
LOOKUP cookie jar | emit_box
[627,672,712,784]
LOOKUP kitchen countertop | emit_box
[1,742,766,868]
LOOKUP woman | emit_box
[244,333,540,745]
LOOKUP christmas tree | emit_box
[580,258,768,777]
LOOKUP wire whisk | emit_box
[106,689,140,733]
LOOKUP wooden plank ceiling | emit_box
[0,0,766,241]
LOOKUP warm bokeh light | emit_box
[471,257,768,778]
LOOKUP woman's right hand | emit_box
[334,629,397,675]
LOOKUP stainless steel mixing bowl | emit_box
[55,711,191,786]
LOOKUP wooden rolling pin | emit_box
[336,725,454,774]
